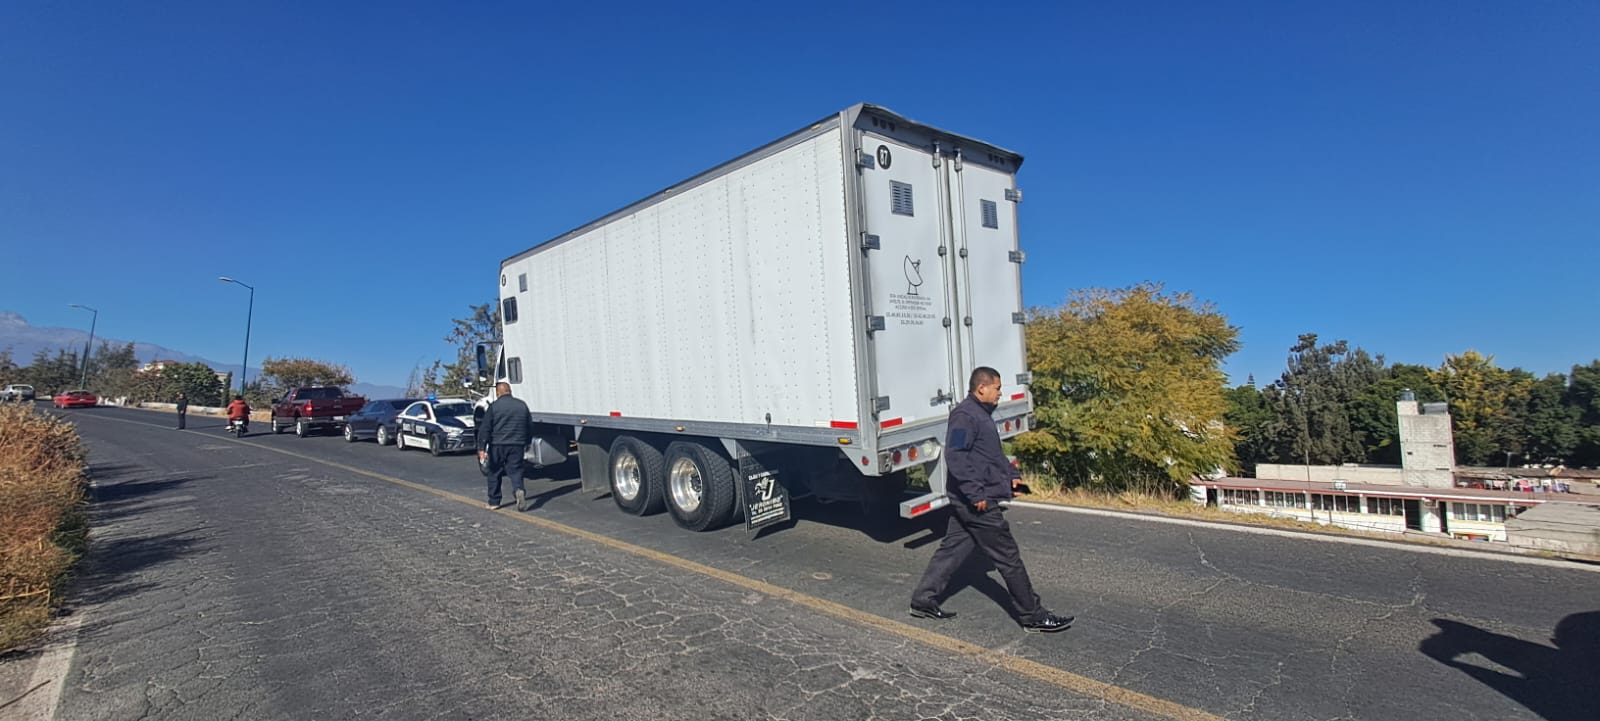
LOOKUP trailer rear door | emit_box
[858,136,961,430]
[947,154,1027,404]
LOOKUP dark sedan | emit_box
[341,398,422,445]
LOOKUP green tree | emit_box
[1520,373,1580,464]
[160,362,225,406]
[1013,284,1239,497]
[1263,335,1384,465]
[1565,361,1600,466]
[1224,383,1274,475]
[89,341,141,401]
[1349,363,1445,465]
[22,348,82,394]
[1430,351,1532,466]
[423,302,499,397]
[258,357,356,390]
[0,350,17,387]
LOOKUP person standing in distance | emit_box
[909,366,1073,633]
[175,391,188,430]
[477,382,531,511]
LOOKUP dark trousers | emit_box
[176,410,186,429]
[485,444,526,505]
[911,503,1046,622]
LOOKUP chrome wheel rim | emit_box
[377,427,388,445]
[612,449,641,501]
[669,456,703,513]
[344,425,355,440]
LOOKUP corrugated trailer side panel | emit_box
[503,128,860,430]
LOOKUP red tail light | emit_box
[305,402,315,413]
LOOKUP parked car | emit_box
[393,398,477,456]
[342,398,422,444]
[53,390,98,408]
[270,386,368,437]
[1,384,35,402]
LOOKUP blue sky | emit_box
[2,1,1596,388]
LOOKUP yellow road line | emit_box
[84,411,1226,721]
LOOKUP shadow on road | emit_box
[516,482,580,512]
[1419,611,1600,721]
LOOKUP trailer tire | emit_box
[609,436,665,516]
[663,440,736,531]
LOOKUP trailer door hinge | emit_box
[874,396,892,412]
[856,151,876,169]
[1008,250,1026,264]
[930,390,953,406]
[963,316,973,327]
[866,315,886,333]
[1012,312,1026,324]
[861,233,881,251]
[1005,188,1023,203]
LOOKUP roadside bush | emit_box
[0,404,87,653]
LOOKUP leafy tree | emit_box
[1013,284,1238,497]
[159,362,225,406]
[1349,363,1445,465]
[423,302,499,397]
[258,357,356,391]
[1429,351,1532,466]
[1566,361,1600,466]
[1263,335,1384,465]
[0,350,17,387]
[89,342,141,401]
[1520,373,1580,464]
[1223,384,1274,474]
[22,348,82,394]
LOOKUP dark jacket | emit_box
[175,396,188,413]
[477,394,531,447]
[945,394,1015,506]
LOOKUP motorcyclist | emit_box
[226,395,251,433]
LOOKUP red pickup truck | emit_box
[271,386,367,437]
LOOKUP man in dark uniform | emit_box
[909,366,1073,633]
[477,382,531,511]
[175,392,187,430]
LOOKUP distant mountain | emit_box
[0,311,407,398]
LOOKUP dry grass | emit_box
[0,404,88,653]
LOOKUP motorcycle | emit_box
[226,418,249,436]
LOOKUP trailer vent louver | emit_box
[980,200,999,229]
[890,181,914,217]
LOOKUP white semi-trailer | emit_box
[478,103,1034,532]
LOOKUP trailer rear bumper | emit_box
[900,492,950,519]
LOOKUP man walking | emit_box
[175,392,187,430]
[477,382,531,511]
[909,366,1073,633]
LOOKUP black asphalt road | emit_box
[41,405,1600,721]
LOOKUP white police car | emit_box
[393,398,477,456]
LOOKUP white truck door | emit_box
[947,154,1028,405]
[859,136,961,429]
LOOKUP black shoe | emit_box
[908,604,957,620]
[1022,613,1074,633]
[514,490,528,512]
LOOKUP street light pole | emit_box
[218,277,255,396]
[68,304,98,389]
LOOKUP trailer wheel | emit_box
[609,436,665,515]
[663,441,736,531]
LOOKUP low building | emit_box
[1195,476,1545,542]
